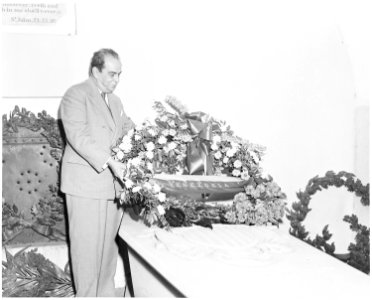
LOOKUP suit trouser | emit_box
[66,195,123,297]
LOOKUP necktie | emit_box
[101,92,107,105]
[101,92,113,117]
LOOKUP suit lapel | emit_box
[87,78,116,131]
[107,95,120,141]
[107,95,117,126]
[96,90,116,131]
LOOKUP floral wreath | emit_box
[112,96,287,229]
[286,170,370,274]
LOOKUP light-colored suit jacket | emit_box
[60,77,135,199]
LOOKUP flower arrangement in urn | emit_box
[112,96,286,228]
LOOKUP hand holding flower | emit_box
[107,157,127,181]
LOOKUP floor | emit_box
[3,244,129,298]
[115,287,131,297]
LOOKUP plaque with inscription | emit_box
[151,174,248,201]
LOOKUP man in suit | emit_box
[59,48,135,297]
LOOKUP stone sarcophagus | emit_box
[2,107,67,245]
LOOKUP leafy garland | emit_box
[2,247,74,297]
[286,171,370,274]
[2,186,67,245]
[3,105,65,153]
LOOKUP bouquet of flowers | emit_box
[111,123,172,227]
[112,96,286,228]
[222,176,286,225]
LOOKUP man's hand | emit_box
[107,157,127,181]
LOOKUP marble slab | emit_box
[119,212,370,299]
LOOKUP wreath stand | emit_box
[287,171,370,274]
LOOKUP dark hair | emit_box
[88,48,120,76]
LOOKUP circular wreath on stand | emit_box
[286,171,370,274]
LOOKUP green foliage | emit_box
[2,247,74,297]
[2,188,66,245]
[2,202,27,243]
[287,171,370,274]
[343,214,370,274]
[31,185,66,225]
[2,105,64,152]
[164,95,189,115]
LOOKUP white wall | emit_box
[2,0,370,252]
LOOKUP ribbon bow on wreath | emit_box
[183,111,214,175]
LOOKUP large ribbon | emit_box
[183,112,214,175]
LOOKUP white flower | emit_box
[148,128,156,136]
[166,142,177,151]
[157,205,166,215]
[168,120,176,127]
[232,169,241,177]
[226,148,236,157]
[212,135,221,144]
[138,151,146,159]
[143,182,152,190]
[211,143,219,151]
[214,151,222,159]
[127,128,135,137]
[130,157,141,167]
[245,185,255,195]
[160,115,168,122]
[220,123,228,131]
[119,142,132,153]
[180,123,188,130]
[157,192,166,203]
[116,151,124,160]
[125,179,134,189]
[233,160,242,168]
[162,129,170,136]
[147,162,153,170]
[158,135,167,144]
[231,141,239,149]
[169,129,177,136]
[132,186,142,193]
[252,189,261,199]
[223,157,229,164]
[177,133,193,143]
[121,134,131,144]
[241,171,250,180]
[152,183,161,193]
[146,151,154,159]
[134,134,142,141]
[257,184,266,193]
[145,142,155,151]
